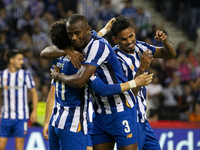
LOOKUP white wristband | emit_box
[128,80,136,89]
[99,28,107,36]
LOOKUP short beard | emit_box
[75,48,82,53]
[15,67,21,70]
[129,48,135,53]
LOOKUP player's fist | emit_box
[50,65,60,80]
[154,30,167,43]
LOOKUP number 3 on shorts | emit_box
[122,120,130,133]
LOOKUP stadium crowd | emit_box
[153,0,200,41]
[0,0,200,126]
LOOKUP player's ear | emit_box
[86,25,90,33]
[9,57,14,64]
[112,36,117,44]
[132,28,135,35]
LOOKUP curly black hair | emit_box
[48,19,72,49]
[111,15,132,37]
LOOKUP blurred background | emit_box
[0,0,200,149]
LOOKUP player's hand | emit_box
[50,65,60,80]
[66,48,84,69]
[30,111,37,124]
[43,124,49,140]
[135,72,153,87]
[104,18,116,32]
[139,50,153,71]
[154,30,167,43]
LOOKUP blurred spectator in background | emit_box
[164,58,178,79]
[16,11,32,35]
[0,31,9,71]
[134,6,151,41]
[147,23,166,47]
[152,0,200,41]
[188,0,200,41]
[159,71,183,120]
[44,0,59,20]
[1,0,12,16]
[16,32,34,51]
[179,83,195,121]
[162,0,175,21]
[176,0,189,32]
[23,49,39,76]
[186,49,198,79]
[99,0,116,27]
[146,73,163,119]
[31,25,52,56]
[195,78,200,101]
[194,53,200,79]
[189,101,200,122]
[110,0,124,15]
[121,0,137,19]
[175,41,187,58]
[28,0,44,18]
[144,36,152,45]
[11,0,27,22]
[58,0,78,18]
[36,58,51,86]
[186,49,198,68]
[150,59,165,83]
[78,0,99,29]
[41,11,55,33]
[147,24,157,40]
[177,54,192,83]
[0,8,10,32]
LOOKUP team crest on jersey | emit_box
[63,56,70,61]
[137,51,142,57]
[56,62,64,70]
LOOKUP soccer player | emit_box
[47,14,149,150]
[0,50,38,150]
[42,18,153,150]
[111,15,176,150]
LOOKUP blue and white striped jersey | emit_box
[0,69,35,119]
[114,41,156,123]
[50,56,90,135]
[82,31,136,115]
